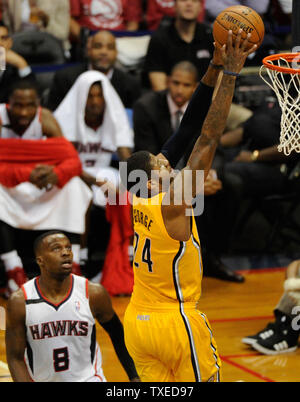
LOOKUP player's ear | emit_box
[147,178,160,194]
[36,256,43,268]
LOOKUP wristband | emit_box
[210,61,223,70]
[223,70,240,77]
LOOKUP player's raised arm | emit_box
[88,283,140,382]
[160,44,224,168]
[5,290,32,382]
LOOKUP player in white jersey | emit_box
[5,231,140,382]
[54,71,134,208]
[0,80,92,296]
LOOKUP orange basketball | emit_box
[213,5,265,50]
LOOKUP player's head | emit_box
[8,80,40,133]
[168,61,198,108]
[87,30,117,73]
[124,151,173,197]
[34,231,73,279]
[85,81,106,123]
[175,0,203,22]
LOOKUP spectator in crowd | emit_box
[220,100,296,200]
[47,30,142,111]
[54,70,133,201]
[0,80,92,296]
[69,0,142,38]
[134,60,244,282]
[242,258,300,355]
[2,0,71,54]
[54,71,133,281]
[204,0,270,22]
[215,99,299,260]
[144,0,213,91]
[146,0,206,31]
[134,61,198,156]
[0,22,35,103]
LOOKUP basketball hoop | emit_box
[260,53,300,155]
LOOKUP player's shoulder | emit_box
[88,281,108,299]
[6,288,26,316]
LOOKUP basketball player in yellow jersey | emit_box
[123,31,257,382]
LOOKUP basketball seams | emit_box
[223,10,263,41]
[214,19,257,45]
[215,10,263,43]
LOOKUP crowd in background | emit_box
[0,0,299,297]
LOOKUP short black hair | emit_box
[8,79,40,99]
[120,151,152,194]
[171,61,199,82]
[33,230,67,256]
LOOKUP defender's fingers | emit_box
[241,33,252,51]
[226,30,233,50]
[246,43,258,56]
[234,29,243,49]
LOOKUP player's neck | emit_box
[175,18,197,43]
[85,114,103,131]
[38,274,72,301]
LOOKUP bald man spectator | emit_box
[47,30,142,110]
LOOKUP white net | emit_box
[260,55,300,155]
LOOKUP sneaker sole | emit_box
[242,337,258,346]
[251,342,298,355]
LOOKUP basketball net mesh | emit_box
[260,56,300,155]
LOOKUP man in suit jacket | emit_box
[47,30,142,110]
[133,61,198,156]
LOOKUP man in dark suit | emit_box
[0,22,35,103]
[47,30,142,110]
[134,61,198,156]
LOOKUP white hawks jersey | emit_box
[73,125,113,172]
[0,104,44,139]
[21,274,106,382]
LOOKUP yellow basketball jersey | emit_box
[131,192,203,310]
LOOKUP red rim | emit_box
[262,53,300,74]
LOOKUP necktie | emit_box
[174,110,183,132]
[174,110,185,169]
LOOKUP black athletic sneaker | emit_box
[251,315,299,355]
[242,322,276,346]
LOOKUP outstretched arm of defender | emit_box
[172,31,256,206]
[187,31,256,184]
[89,283,140,382]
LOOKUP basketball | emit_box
[213,5,265,50]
